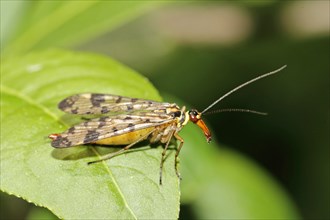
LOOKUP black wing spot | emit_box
[127,123,135,131]
[91,94,105,107]
[58,99,74,110]
[68,127,75,134]
[97,117,109,128]
[98,121,107,128]
[51,137,72,148]
[115,96,122,103]
[101,106,109,114]
[71,108,79,114]
[84,130,101,143]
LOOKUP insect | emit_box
[49,65,286,184]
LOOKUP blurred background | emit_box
[1,1,329,219]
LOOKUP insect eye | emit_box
[190,109,198,116]
[189,109,199,122]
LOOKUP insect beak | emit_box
[196,119,212,143]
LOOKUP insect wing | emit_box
[50,112,175,148]
[58,93,170,115]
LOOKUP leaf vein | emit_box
[91,148,138,219]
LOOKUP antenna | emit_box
[201,65,287,114]
[203,108,268,116]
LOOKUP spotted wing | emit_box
[58,93,171,115]
[50,112,175,148]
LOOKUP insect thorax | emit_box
[148,105,186,144]
[166,105,187,128]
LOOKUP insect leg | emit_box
[173,133,184,180]
[159,130,175,185]
[87,129,156,165]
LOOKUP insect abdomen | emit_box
[92,127,154,145]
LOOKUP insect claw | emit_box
[87,160,100,165]
[87,158,108,165]
[159,165,164,185]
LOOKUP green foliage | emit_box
[0,50,179,219]
[2,1,158,56]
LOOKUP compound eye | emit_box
[189,109,198,116]
[189,109,199,122]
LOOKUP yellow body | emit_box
[93,127,154,145]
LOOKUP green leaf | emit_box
[2,1,159,56]
[0,49,180,219]
[163,94,300,219]
[0,1,28,46]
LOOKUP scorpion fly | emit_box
[49,65,286,184]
